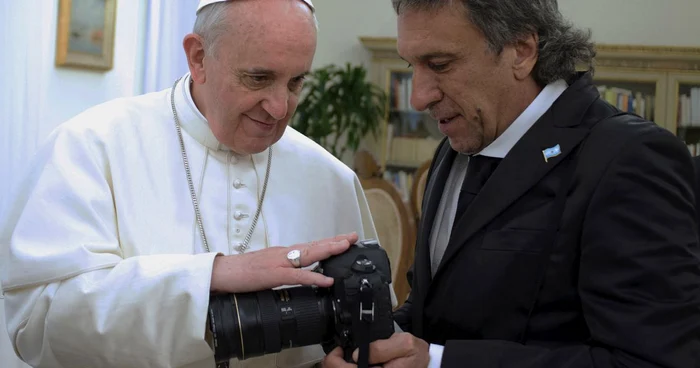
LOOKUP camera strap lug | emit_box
[356,278,374,368]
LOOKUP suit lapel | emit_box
[415,141,455,291]
[434,73,601,276]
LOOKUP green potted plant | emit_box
[292,63,387,160]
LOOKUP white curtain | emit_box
[0,2,53,224]
[141,0,199,93]
[0,1,52,367]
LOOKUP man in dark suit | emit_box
[322,1,700,368]
[694,155,700,230]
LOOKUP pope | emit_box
[0,0,379,367]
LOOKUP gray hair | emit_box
[193,1,319,58]
[391,0,595,86]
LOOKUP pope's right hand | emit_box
[210,232,359,293]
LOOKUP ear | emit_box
[183,33,207,84]
[512,33,538,81]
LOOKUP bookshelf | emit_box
[359,38,700,189]
[591,45,700,140]
[381,68,442,202]
[669,73,700,154]
[592,73,663,124]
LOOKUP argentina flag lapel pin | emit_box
[542,144,562,163]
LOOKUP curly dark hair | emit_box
[391,0,596,86]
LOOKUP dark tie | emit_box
[432,154,502,274]
[454,155,502,221]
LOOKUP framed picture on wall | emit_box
[55,0,117,71]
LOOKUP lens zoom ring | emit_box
[257,291,282,354]
[293,301,323,346]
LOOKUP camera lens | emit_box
[208,286,334,363]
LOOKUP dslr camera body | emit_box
[208,239,394,368]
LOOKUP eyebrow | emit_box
[401,52,459,62]
[417,52,458,62]
[242,68,275,75]
[239,68,310,79]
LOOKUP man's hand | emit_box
[322,332,430,368]
[210,233,358,293]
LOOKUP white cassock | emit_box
[0,73,379,368]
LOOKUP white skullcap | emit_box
[196,0,315,14]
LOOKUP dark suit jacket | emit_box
[393,72,700,368]
[693,155,700,230]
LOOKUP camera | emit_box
[207,239,394,368]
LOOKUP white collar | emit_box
[477,79,568,158]
[173,73,231,152]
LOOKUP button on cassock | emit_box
[233,211,248,220]
[233,179,244,189]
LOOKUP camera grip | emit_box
[343,347,355,363]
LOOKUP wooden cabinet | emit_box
[668,72,700,152]
[592,45,700,142]
[359,37,440,201]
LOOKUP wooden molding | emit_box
[593,45,700,71]
[359,37,700,71]
[359,36,401,60]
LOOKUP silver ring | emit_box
[287,249,302,268]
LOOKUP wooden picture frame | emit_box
[55,0,117,71]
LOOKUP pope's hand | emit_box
[322,332,430,368]
[210,232,358,293]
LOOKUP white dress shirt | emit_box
[426,79,568,368]
[1,73,378,368]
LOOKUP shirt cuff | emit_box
[428,343,444,368]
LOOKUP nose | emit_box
[262,85,289,121]
[410,68,442,112]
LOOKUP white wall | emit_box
[0,1,147,367]
[312,0,397,69]
[558,0,700,47]
[43,0,147,133]
[312,0,700,70]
